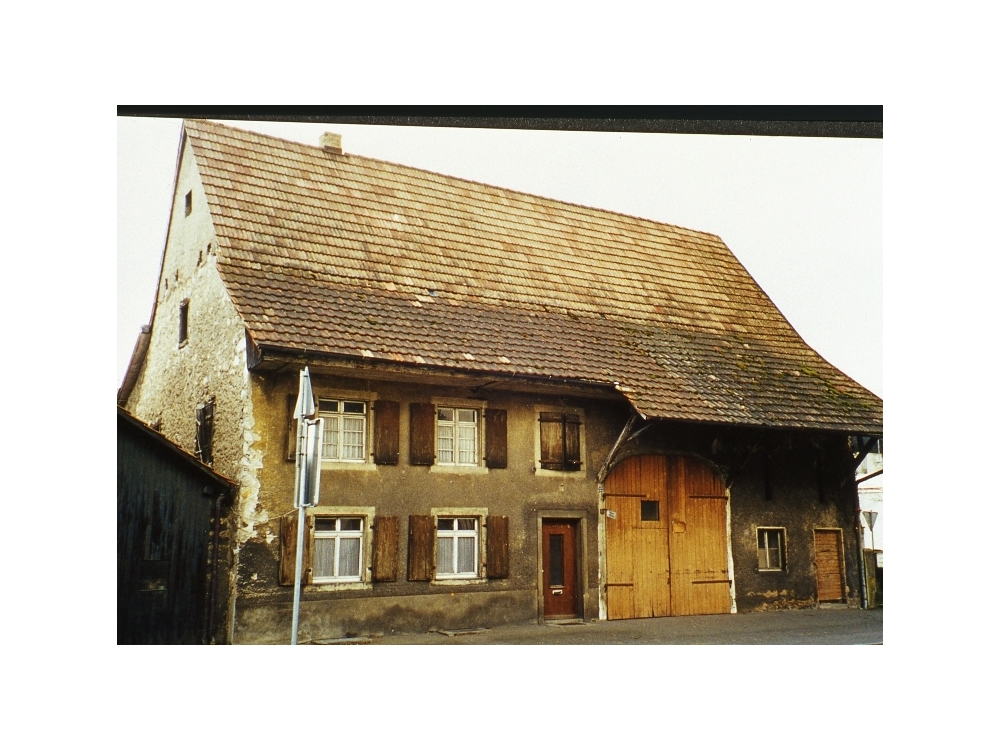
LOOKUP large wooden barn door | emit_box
[604,455,731,619]
[814,529,846,602]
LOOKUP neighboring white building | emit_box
[856,438,882,606]
[856,437,883,555]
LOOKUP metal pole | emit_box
[290,502,306,645]
[290,412,307,645]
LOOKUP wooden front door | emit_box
[814,529,846,602]
[542,520,579,619]
[605,455,731,619]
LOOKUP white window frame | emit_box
[429,398,488,474]
[307,506,376,589]
[316,390,378,471]
[757,527,786,572]
[532,404,587,479]
[312,516,365,582]
[430,506,488,584]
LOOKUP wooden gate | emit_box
[605,455,731,619]
[814,529,846,602]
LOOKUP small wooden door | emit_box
[543,520,579,619]
[814,529,846,602]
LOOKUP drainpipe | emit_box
[851,471,869,609]
[207,491,225,644]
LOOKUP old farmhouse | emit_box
[119,120,883,644]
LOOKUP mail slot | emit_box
[552,588,564,595]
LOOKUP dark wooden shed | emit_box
[117,407,235,644]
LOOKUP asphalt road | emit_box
[317,606,883,645]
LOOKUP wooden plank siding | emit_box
[604,454,731,619]
[372,516,398,581]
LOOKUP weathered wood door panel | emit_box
[605,455,731,619]
[814,529,846,602]
[543,520,580,618]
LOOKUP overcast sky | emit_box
[118,117,882,397]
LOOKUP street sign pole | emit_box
[290,368,322,645]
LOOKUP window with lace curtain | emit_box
[436,407,479,466]
[318,399,367,462]
[313,517,364,582]
[436,517,479,578]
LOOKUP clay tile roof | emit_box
[184,119,882,433]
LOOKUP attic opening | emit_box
[184,190,193,216]
[179,300,190,345]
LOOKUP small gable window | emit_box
[184,190,193,216]
[178,300,189,345]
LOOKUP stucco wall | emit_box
[231,370,633,643]
[124,136,259,642]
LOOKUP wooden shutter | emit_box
[486,515,509,578]
[285,394,296,462]
[407,515,435,581]
[484,408,507,469]
[564,414,581,471]
[539,412,565,470]
[373,400,400,465]
[279,512,312,586]
[373,516,399,582]
[409,403,436,466]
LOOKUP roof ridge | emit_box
[184,118,725,243]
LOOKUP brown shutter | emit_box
[484,408,507,469]
[539,412,564,470]
[486,515,510,579]
[407,515,435,581]
[564,414,581,471]
[373,516,399,581]
[279,511,312,586]
[373,400,400,465]
[285,394,296,462]
[409,403,436,466]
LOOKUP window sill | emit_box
[429,464,488,475]
[307,580,371,592]
[432,576,486,586]
[534,466,587,479]
[756,568,785,574]
[321,461,378,472]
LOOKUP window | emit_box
[437,407,478,466]
[313,517,364,582]
[436,517,479,578]
[184,190,192,216]
[178,300,189,345]
[318,399,367,461]
[757,528,785,571]
[641,500,660,521]
[539,412,581,471]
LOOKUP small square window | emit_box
[641,500,659,521]
[184,190,192,216]
[313,516,364,582]
[757,528,785,571]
